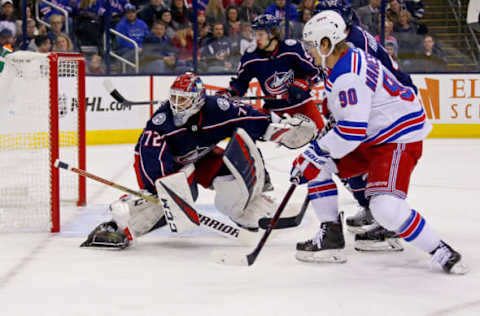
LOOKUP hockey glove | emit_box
[290,141,337,184]
[287,78,311,104]
[263,113,317,149]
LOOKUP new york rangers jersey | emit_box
[317,48,431,159]
[347,25,416,93]
[229,39,320,111]
[135,96,270,193]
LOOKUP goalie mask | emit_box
[169,73,206,126]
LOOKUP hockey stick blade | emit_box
[103,79,158,106]
[258,196,309,230]
[215,183,297,266]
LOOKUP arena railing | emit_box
[35,0,69,35]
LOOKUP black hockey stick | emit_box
[213,182,297,266]
[54,159,257,244]
[103,79,159,106]
[258,196,309,230]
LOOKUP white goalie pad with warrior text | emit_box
[214,128,274,228]
[155,164,200,234]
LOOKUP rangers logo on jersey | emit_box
[265,70,294,95]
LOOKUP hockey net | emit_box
[0,51,86,232]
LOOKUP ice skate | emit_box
[346,206,375,234]
[430,241,469,275]
[354,223,403,252]
[80,221,130,249]
[296,213,346,263]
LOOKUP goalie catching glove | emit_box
[263,113,317,149]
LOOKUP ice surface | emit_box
[0,140,479,316]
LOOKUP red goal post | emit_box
[0,52,86,233]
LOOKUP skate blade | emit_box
[295,249,347,263]
[346,223,377,234]
[449,260,470,275]
[354,239,403,252]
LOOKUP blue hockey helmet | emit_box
[315,0,358,27]
[251,14,281,31]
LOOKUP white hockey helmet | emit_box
[303,10,347,67]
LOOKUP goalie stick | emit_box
[258,196,309,230]
[212,182,297,266]
[54,159,257,245]
[103,79,280,106]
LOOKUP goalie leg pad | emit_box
[110,193,166,238]
[223,128,265,207]
[155,171,200,234]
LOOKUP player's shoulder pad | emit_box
[283,39,298,46]
[205,95,233,112]
[328,48,362,84]
[149,101,174,129]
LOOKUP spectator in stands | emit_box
[159,9,177,39]
[0,28,14,51]
[206,0,225,25]
[265,0,299,22]
[417,34,447,71]
[386,0,403,25]
[138,0,169,29]
[393,9,416,34]
[403,34,447,72]
[225,5,241,37]
[107,0,128,26]
[171,0,191,29]
[404,0,424,20]
[39,0,74,23]
[290,8,313,39]
[47,14,65,44]
[222,0,242,8]
[376,18,398,56]
[384,41,398,61]
[197,10,212,47]
[142,20,177,73]
[87,53,105,74]
[200,22,234,72]
[15,18,37,51]
[53,32,74,52]
[238,0,262,23]
[297,0,316,14]
[239,21,255,55]
[172,25,195,72]
[115,3,150,57]
[0,0,17,37]
[34,34,52,53]
[75,0,106,47]
[356,0,381,35]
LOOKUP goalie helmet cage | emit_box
[0,52,86,233]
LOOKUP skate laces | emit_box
[312,225,327,248]
[431,244,451,268]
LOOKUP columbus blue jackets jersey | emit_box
[317,48,431,159]
[135,96,270,193]
[347,25,417,93]
[229,39,320,111]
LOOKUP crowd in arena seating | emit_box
[0,0,451,74]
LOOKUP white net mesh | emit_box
[0,51,84,232]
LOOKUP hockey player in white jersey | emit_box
[290,10,469,274]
